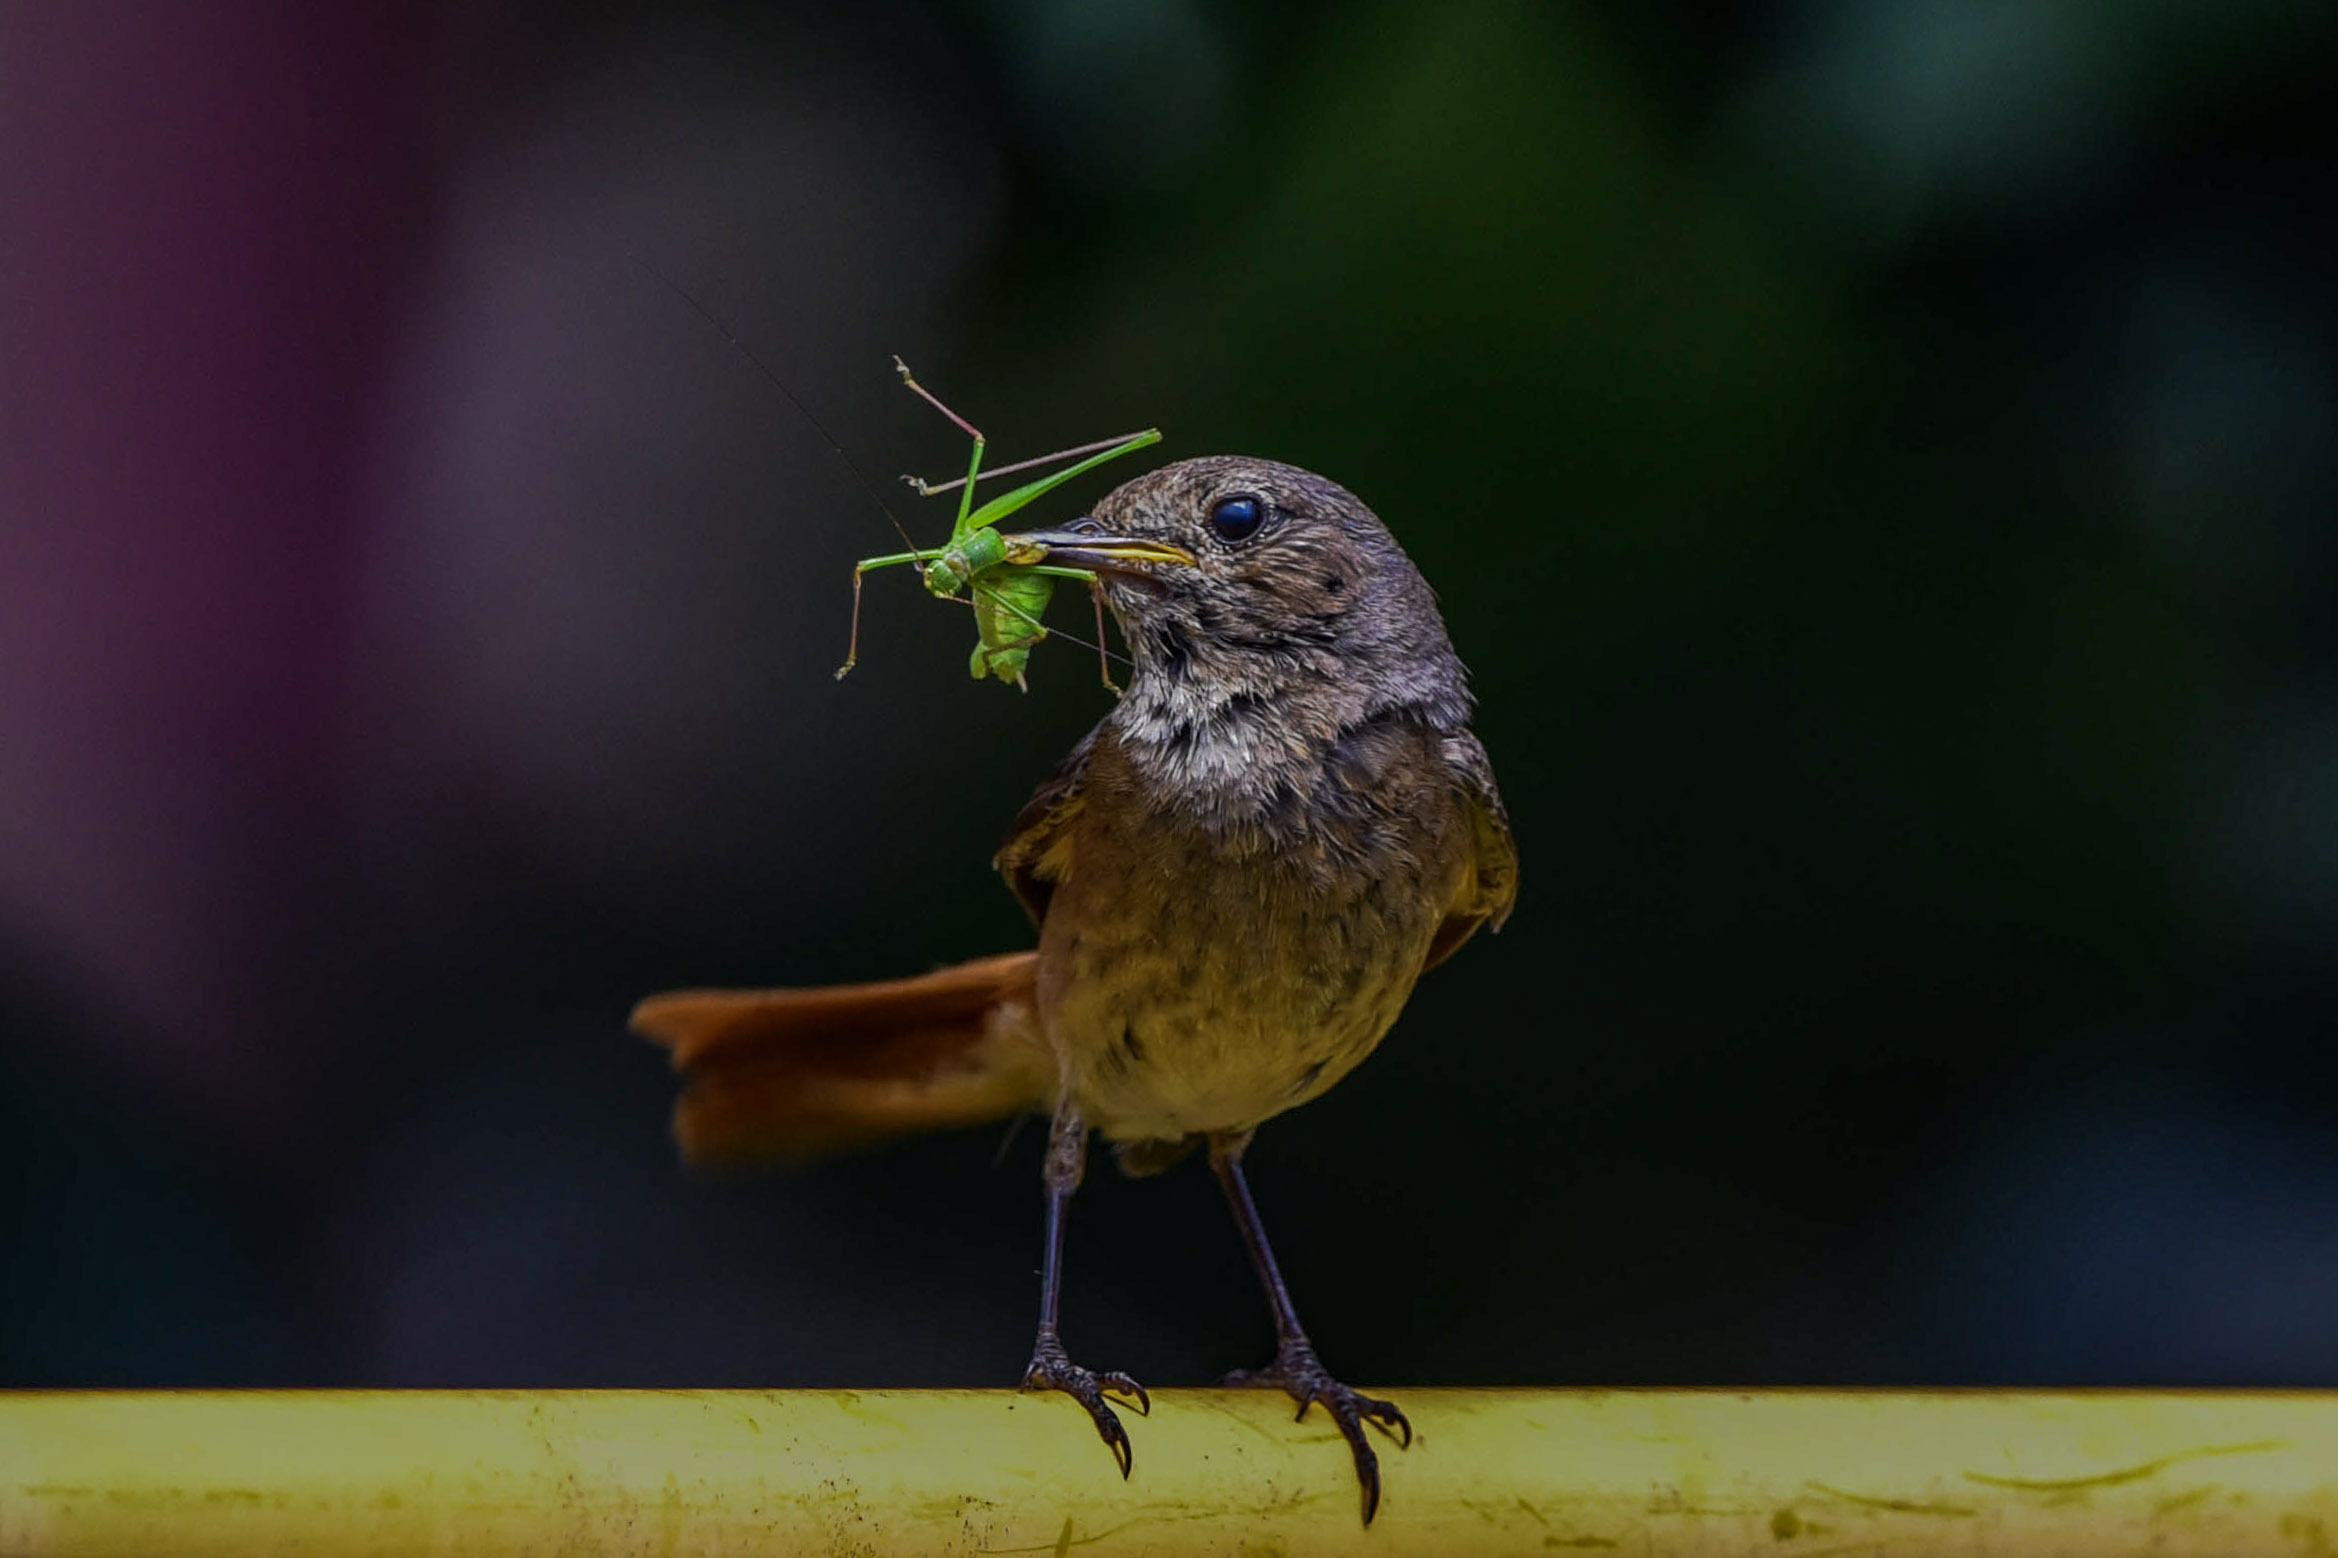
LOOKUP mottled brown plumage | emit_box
[633,456,1515,1523]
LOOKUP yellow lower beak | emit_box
[999,528,1195,574]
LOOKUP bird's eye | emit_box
[1209,495,1265,543]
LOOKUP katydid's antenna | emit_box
[627,250,922,556]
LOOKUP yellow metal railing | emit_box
[5,1387,2337,1554]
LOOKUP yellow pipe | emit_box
[5,1388,2338,1555]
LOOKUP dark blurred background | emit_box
[4,0,2337,1391]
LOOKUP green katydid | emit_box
[835,359,1182,691]
[629,253,1182,691]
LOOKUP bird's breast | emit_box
[1033,726,1468,1143]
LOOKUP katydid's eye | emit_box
[1209,495,1264,543]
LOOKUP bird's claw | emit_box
[1220,1338,1410,1523]
[1022,1335,1150,1478]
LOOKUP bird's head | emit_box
[1002,456,1469,728]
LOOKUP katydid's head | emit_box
[922,555,970,596]
[1004,457,1471,727]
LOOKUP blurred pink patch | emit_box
[0,5,431,1117]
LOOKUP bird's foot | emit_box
[1021,1333,1150,1478]
[1221,1336,1411,1523]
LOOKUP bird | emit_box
[631,455,1517,1523]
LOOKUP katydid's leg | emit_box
[1210,1131,1411,1525]
[893,356,981,442]
[1088,578,1119,693]
[1022,1098,1149,1476]
[834,551,942,680]
[950,437,984,535]
[892,357,988,533]
[904,431,1160,500]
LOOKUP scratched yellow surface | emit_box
[6,1389,2338,1555]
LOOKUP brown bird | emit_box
[631,456,1516,1523]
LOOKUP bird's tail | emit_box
[630,950,1052,1166]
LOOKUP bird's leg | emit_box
[1020,1097,1150,1476]
[1210,1131,1412,1524]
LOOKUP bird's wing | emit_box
[994,723,1099,927]
[1421,730,1518,972]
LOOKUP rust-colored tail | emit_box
[630,950,1052,1166]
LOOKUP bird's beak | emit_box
[999,527,1196,576]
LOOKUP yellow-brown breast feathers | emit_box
[630,950,1052,1166]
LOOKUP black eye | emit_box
[1209,494,1264,543]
